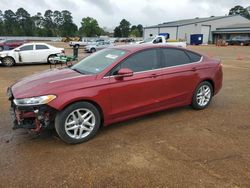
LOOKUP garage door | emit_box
[201,25,210,44]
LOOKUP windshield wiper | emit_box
[71,67,85,74]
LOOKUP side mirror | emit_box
[115,68,133,79]
[14,49,20,52]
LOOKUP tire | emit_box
[90,48,96,53]
[74,44,80,49]
[192,81,213,110]
[47,54,57,64]
[2,57,15,67]
[0,46,4,51]
[55,102,101,144]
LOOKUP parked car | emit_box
[0,39,26,51]
[0,43,65,66]
[69,38,105,48]
[8,44,223,144]
[226,36,250,46]
[85,41,113,53]
[138,35,187,48]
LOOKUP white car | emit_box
[137,35,187,48]
[85,41,114,53]
[0,43,64,66]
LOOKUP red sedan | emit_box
[8,45,223,144]
[0,39,26,51]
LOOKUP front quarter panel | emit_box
[47,78,112,124]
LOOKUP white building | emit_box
[143,15,250,44]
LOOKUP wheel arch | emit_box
[199,79,215,95]
[59,99,104,125]
[2,56,16,65]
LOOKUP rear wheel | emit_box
[90,48,96,53]
[2,57,15,67]
[55,102,101,144]
[47,54,57,64]
[74,44,80,49]
[192,81,213,110]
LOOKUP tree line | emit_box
[0,8,143,38]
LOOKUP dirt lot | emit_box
[0,43,250,187]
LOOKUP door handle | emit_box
[191,67,197,72]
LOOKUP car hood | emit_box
[12,68,96,99]
[0,50,14,56]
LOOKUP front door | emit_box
[107,49,163,121]
[18,44,35,63]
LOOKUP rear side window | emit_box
[36,45,49,50]
[118,49,158,73]
[162,48,190,67]
[186,51,202,62]
[20,45,33,51]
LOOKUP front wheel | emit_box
[55,102,101,144]
[192,81,213,110]
[2,57,15,67]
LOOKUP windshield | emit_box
[141,37,154,43]
[71,48,127,74]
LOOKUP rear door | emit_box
[159,48,202,107]
[107,49,163,120]
[33,44,51,62]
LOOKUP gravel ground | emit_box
[0,43,250,187]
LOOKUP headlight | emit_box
[13,95,57,106]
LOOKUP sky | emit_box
[0,0,249,30]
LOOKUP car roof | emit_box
[111,44,181,52]
[22,42,49,46]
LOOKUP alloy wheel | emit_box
[196,85,211,107]
[64,108,96,139]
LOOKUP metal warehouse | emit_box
[143,15,250,44]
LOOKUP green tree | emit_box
[229,5,250,19]
[0,10,4,35]
[59,10,77,36]
[119,19,131,37]
[130,28,140,37]
[32,12,46,36]
[43,10,54,36]
[53,10,63,36]
[137,24,143,37]
[114,26,122,37]
[3,10,18,35]
[16,8,34,36]
[79,17,101,37]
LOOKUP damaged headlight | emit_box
[13,95,57,106]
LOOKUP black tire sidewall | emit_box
[192,81,213,110]
[55,102,101,144]
[91,48,96,53]
[47,54,57,64]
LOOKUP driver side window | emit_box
[111,49,159,75]
[20,45,33,51]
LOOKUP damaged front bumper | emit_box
[8,87,57,132]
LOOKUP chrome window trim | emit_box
[102,56,203,79]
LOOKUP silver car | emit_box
[85,41,113,53]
